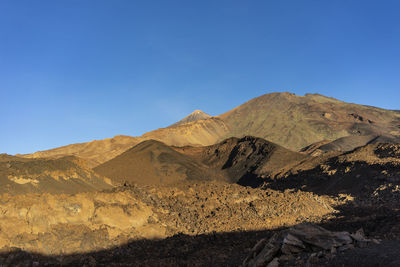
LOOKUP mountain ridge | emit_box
[20,92,400,167]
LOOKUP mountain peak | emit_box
[189,109,209,117]
[171,110,212,127]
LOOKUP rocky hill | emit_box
[94,136,307,186]
[175,136,308,186]
[93,140,226,185]
[0,154,112,194]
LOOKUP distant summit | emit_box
[171,110,212,127]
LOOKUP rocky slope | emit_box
[266,143,400,201]
[302,134,400,156]
[218,92,400,150]
[94,136,307,186]
[0,154,112,194]
[0,182,336,255]
[94,140,226,185]
[175,136,308,186]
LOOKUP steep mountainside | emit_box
[0,154,112,194]
[94,140,227,185]
[21,92,400,166]
[218,92,400,150]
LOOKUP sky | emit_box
[1,0,400,154]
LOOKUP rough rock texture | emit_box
[0,182,336,255]
[243,223,378,267]
[267,143,400,200]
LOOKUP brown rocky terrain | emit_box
[0,154,112,194]
[175,136,308,186]
[267,143,400,200]
[301,134,400,156]
[94,136,307,187]
[0,182,336,256]
[218,92,400,150]
[93,140,226,185]
[21,92,400,167]
[0,140,400,265]
[1,173,399,266]
[3,93,400,266]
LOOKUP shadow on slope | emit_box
[94,136,308,187]
[175,136,308,187]
[265,143,400,201]
[1,201,400,266]
[94,140,227,185]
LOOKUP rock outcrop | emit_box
[243,223,379,267]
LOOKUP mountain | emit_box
[21,92,400,166]
[174,136,308,187]
[95,136,306,187]
[94,140,227,185]
[170,110,211,126]
[218,92,400,150]
[22,117,230,168]
[0,154,112,194]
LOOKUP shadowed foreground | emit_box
[1,200,400,266]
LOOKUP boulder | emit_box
[243,223,377,267]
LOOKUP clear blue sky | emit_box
[1,0,399,154]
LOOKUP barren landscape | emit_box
[1,93,400,266]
